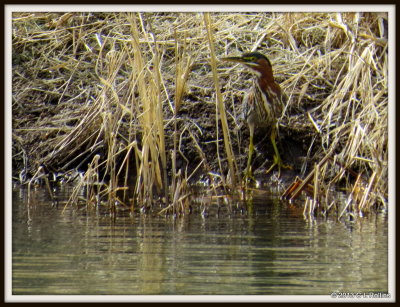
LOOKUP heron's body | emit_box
[245,79,284,131]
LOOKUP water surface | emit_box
[11,185,388,296]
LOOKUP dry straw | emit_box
[12,12,388,217]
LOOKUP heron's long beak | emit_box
[221,56,245,64]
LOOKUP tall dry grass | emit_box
[12,12,388,216]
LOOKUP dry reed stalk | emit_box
[170,29,193,211]
[27,166,48,205]
[312,162,319,213]
[84,154,100,208]
[99,49,128,211]
[128,13,167,206]
[204,12,238,189]
[63,154,100,212]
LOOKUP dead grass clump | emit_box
[12,12,388,217]
[278,12,388,217]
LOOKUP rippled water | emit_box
[10,184,389,298]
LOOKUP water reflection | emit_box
[11,185,388,295]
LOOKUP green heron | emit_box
[222,52,287,177]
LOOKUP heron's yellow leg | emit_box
[266,128,291,176]
[245,135,254,178]
[244,124,256,181]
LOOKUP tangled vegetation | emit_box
[12,12,388,218]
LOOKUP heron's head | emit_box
[222,52,272,75]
